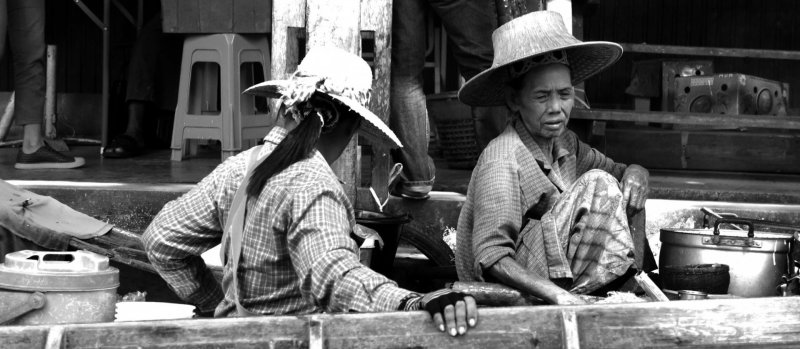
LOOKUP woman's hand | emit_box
[621,164,649,213]
[404,289,479,336]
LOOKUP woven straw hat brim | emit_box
[458,41,622,106]
[244,81,402,148]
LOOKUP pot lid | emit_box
[0,250,119,291]
[660,227,794,240]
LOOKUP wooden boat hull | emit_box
[2,296,800,348]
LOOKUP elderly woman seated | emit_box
[455,11,654,305]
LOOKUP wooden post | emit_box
[270,1,305,81]
[272,0,393,209]
[361,0,393,212]
[0,92,15,141]
[44,45,57,139]
[307,0,362,205]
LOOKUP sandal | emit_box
[103,134,144,158]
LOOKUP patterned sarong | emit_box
[515,170,635,294]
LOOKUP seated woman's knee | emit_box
[580,169,617,184]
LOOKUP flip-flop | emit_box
[103,134,144,158]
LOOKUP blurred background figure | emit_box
[0,0,84,169]
[390,0,507,200]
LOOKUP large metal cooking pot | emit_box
[660,218,794,297]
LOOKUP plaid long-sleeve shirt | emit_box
[456,120,627,282]
[143,127,411,316]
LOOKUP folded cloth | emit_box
[0,179,112,252]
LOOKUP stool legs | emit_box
[170,34,272,161]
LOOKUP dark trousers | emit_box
[125,12,181,109]
[0,0,46,126]
[390,0,506,182]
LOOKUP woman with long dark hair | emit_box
[143,46,477,336]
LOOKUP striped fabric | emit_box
[143,127,411,316]
[456,119,630,294]
[516,170,635,294]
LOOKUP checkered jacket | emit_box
[143,127,411,316]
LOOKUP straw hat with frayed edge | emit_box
[243,46,402,148]
[458,11,623,107]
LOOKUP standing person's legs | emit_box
[9,0,45,144]
[8,0,83,169]
[390,0,435,199]
[429,0,508,151]
[104,13,164,158]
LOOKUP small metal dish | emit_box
[678,289,708,300]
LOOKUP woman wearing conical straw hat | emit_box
[144,46,477,336]
[456,11,652,304]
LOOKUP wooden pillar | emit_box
[272,0,394,208]
[360,0,394,212]
[270,1,305,82]
[307,0,362,204]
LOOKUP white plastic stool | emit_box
[170,34,273,161]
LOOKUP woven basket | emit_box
[660,263,730,294]
[426,92,479,169]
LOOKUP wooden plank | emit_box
[576,297,800,348]
[359,0,393,211]
[572,109,800,130]
[685,131,800,173]
[67,316,308,349]
[161,0,271,33]
[233,0,273,33]
[314,308,560,348]
[3,298,800,348]
[561,309,580,349]
[160,0,179,32]
[620,43,800,61]
[197,0,232,33]
[307,0,362,205]
[604,128,800,173]
[270,0,305,81]
[176,0,201,33]
[306,0,361,52]
[603,128,684,169]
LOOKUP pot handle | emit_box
[714,218,755,238]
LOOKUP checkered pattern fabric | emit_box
[143,127,411,316]
[456,120,628,289]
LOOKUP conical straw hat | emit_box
[458,11,622,107]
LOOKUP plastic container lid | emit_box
[115,302,196,322]
[0,250,119,291]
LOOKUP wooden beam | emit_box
[3,297,800,348]
[620,43,800,61]
[307,0,362,205]
[572,109,800,130]
[360,0,393,211]
[602,128,800,173]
